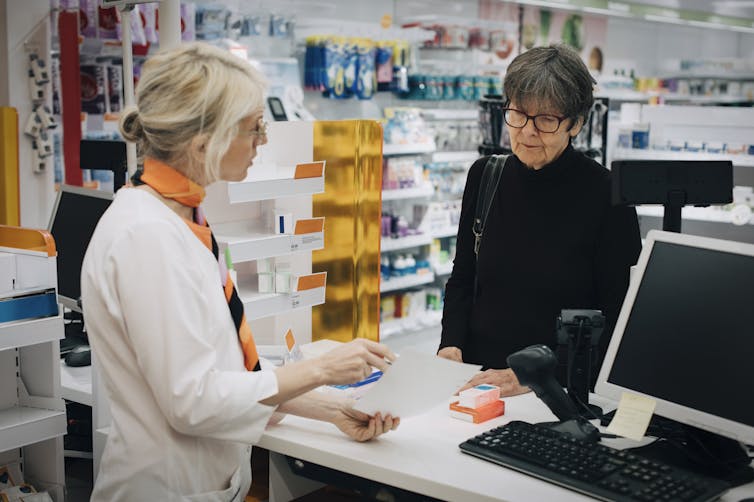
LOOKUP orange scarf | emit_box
[133,158,261,371]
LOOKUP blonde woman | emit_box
[81,42,398,501]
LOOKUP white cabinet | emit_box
[0,234,66,500]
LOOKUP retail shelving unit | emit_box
[381,233,433,253]
[381,272,436,294]
[204,121,327,345]
[379,108,476,343]
[382,184,435,201]
[0,229,66,500]
[382,143,436,156]
[612,104,754,243]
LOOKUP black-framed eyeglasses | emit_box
[503,108,567,134]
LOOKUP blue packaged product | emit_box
[343,39,358,97]
[631,124,650,149]
[443,76,456,100]
[356,41,376,100]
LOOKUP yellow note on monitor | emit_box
[606,392,657,441]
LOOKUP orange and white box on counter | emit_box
[458,384,500,409]
[449,399,505,424]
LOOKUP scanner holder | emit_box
[557,309,605,419]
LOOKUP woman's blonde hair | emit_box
[120,42,267,183]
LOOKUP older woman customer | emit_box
[438,44,641,396]
[81,42,399,501]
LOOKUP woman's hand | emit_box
[332,404,400,442]
[316,339,395,386]
[458,368,531,397]
[437,346,463,362]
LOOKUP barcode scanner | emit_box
[508,345,600,442]
[507,344,579,421]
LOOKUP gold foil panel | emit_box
[312,120,382,343]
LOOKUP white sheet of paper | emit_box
[353,348,481,418]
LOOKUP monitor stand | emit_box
[602,411,754,487]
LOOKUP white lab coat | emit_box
[81,188,279,501]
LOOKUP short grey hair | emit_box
[503,44,596,130]
[120,42,267,183]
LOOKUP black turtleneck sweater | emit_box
[440,145,641,379]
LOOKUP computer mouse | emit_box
[65,345,91,367]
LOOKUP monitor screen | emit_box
[596,230,754,445]
[48,186,113,312]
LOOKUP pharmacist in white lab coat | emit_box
[81,42,398,502]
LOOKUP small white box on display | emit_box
[24,112,42,137]
[28,72,44,101]
[256,257,274,274]
[274,211,293,234]
[275,272,292,293]
[274,262,292,293]
[257,273,274,293]
[31,57,50,84]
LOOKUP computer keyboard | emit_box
[459,421,730,502]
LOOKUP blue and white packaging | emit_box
[274,211,293,234]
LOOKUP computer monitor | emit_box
[596,229,754,448]
[48,185,113,312]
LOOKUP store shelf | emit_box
[383,143,436,156]
[0,406,67,452]
[613,148,754,168]
[380,272,435,293]
[635,206,754,225]
[224,176,324,203]
[381,233,433,253]
[380,310,443,340]
[595,90,652,102]
[213,222,324,263]
[0,314,63,352]
[597,89,752,104]
[239,286,326,320]
[660,72,754,80]
[422,109,479,121]
[431,151,479,164]
[60,360,92,407]
[662,94,752,104]
[432,261,454,276]
[382,184,435,201]
[430,226,458,239]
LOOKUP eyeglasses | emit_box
[503,108,567,134]
[248,118,268,140]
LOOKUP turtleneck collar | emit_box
[511,144,577,182]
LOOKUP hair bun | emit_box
[119,108,144,143]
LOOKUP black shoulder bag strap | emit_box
[472,154,508,298]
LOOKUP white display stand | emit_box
[0,250,66,500]
[204,121,325,346]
